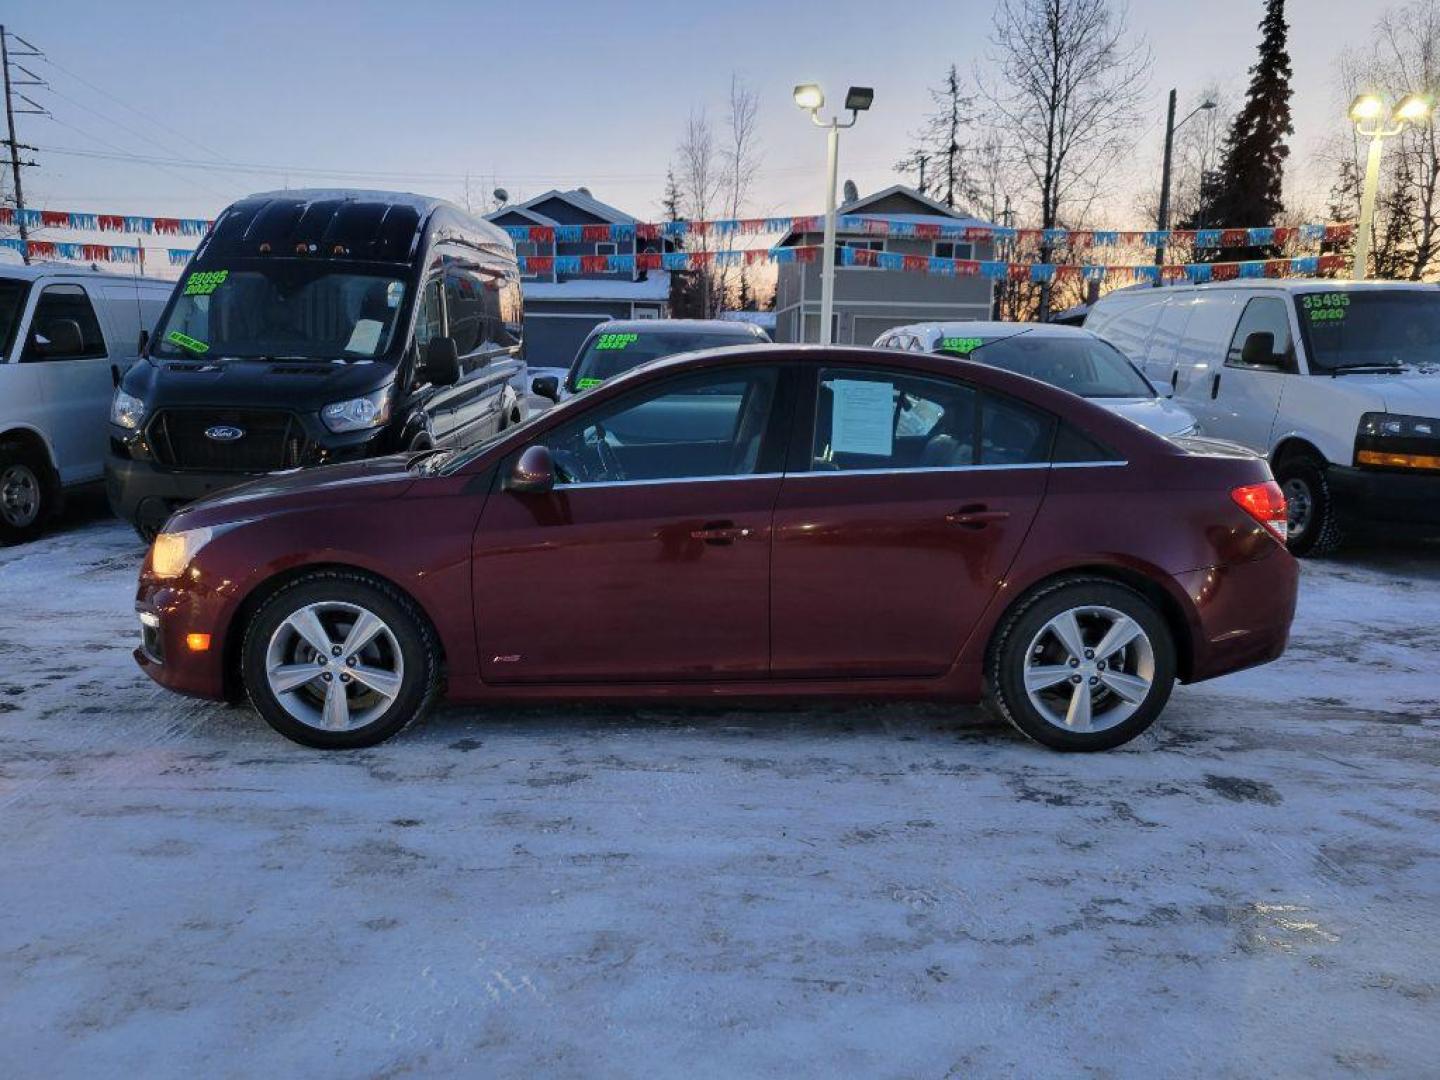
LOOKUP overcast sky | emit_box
[3,0,1370,227]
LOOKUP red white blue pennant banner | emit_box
[516,245,1350,284]
[0,237,195,266]
[0,207,212,237]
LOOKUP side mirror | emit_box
[422,336,461,386]
[1240,331,1277,368]
[137,328,150,356]
[531,374,560,401]
[506,445,556,494]
[37,318,84,357]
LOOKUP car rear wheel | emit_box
[987,579,1176,751]
[241,571,440,748]
[1273,453,1344,557]
[0,442,56,546]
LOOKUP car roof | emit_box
[882,320,1095,342]
[0,262,173,286]
[586,319,769,337]
[1109,279,1440,297]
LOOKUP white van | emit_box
[1086,280,1440,554]
[875,320,1198,438]
[0,264,172,543]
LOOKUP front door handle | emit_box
[1211,372,1222,400]
[691,521,752,545]
[946,505,1010,529]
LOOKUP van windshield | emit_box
[568,329,759,390]
[0,277,30,358]
[153,262,408,363]
[1296,290,1440,371]
[966,334,1155,398]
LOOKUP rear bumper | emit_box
[1177,545,1298,683]
[1328,464,1440,529]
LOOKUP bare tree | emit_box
[1323,0,1440,279]
[980,0,1150,317]
[894,65,977,208]
[676,109,722,316]
[717,75,762,311]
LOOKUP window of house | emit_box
[934,240,974,261]
[22,284,107,362]
[514,240,539,279]
[596,241,618,257]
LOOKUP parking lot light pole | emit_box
[1351,93,1433,279]
[794,83,873,344]
[1154,89,1216,267]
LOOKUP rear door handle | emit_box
[1211,372,1221,399]
[691,521,752,544]
[946,505,1010,529]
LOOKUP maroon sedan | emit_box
[135,345,1297,751]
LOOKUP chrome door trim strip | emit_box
[547,461,1129,490]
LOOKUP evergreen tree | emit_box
[1196,0,1293,248]
[661,166,704,318]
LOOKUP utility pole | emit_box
[917,154,928,196]
[1,26,44,265]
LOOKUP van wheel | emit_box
[241,571,441,749]
[0,442,56,545]
[1274,453,1344,557]
[986,578,1176,752]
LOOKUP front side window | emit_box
[1296,289,1440,372]
[154,264,408,362]
[1226,297,1295,371]
[414,277,444,350]
[813,368,977,470]
[0,277,32,358]
[967,334,1155,399]
[442,258,501,358]
[534,366,778,486]
[22,284,107,362]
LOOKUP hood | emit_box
[1366,371,1440,416]
[1097,397,1197,437]
[123,355,393,412]
[169,454,416,530]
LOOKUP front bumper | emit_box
[133,581,234,702]
[107,455,258,534]
[1328,464,1440,529]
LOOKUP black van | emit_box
[107,189,526,537]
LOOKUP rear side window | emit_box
[980,394,1054,465]
[813,367,977,470]
[22,284,108,361]
[1226,297,1295,371]
[1052,423,1116,463]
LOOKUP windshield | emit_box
[965,334,1154,398]
[1296,290,1440,371]
[153,263,408,362]
[0,278,29,358]
[569,329,758,390]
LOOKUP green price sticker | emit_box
[575,376,605,389]
[1302,293,1349,322]
[183,270,229,297]
[594,333,639,351]
[939,336,985,355]
[166,330,209,354]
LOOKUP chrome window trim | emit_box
[549,460,1129,489]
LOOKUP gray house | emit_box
[774,185,996,345]
[486,188,670,366]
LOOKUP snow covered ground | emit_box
[2,495,1437,1078]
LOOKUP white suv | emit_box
[0,263,172,543]
[1087,280,1440,554]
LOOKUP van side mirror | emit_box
[422,336,461,386]
[36,318,84,358]
[531,374,560,401]
[1240,331,1277,367]
[506,445,556,494]
[137,328,150,356]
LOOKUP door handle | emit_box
[1210,372,1221,400]
[1170,369,1179,391]
[946,505,1010,529]
[691,521,752,544]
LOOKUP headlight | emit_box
[149,527,214,579]
[111,389,146,430]
[321,388,391,433]
[1356,412,1440,471]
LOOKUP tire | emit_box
[241,571,441,749]
[986,578,1177,752]
[1273,453,1344,557]
[0,441,57,546]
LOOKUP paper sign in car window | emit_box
[830,379,894,456]
[183,270,228,297]
[345,318,384,355]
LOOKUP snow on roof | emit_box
[491,188,637,225]
[523,271,671,302]
[717,310,777,331]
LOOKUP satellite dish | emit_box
[493,188,509,205]
[577,186,592,197]
[843,180,860,203]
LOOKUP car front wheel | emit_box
[987,579,1177,751]
[241,571,441,748]
[1274,453,1344,557]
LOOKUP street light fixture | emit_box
[794,82,873,344]
[1350,92,1434,279]
[1155,89,1218,266]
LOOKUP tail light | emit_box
[1231,482,1288,543]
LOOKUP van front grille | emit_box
[147,409,312,472]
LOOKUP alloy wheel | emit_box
[264,601,405,732]
[0,464,41,528]
[1022,605,1156,734]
